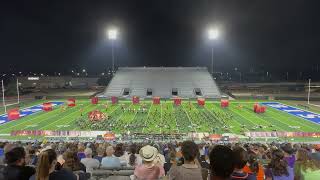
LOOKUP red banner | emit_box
[91,97,99,104]
[42,102,53,111]
[221,99,229,108]
[67,98,76,107]
[132,96,140,104]
[153,97,160,105]
[111,96,118,104]
[245,131,320,138]
[8,109,20,121]
[197,98,205,106]
[173,97,182,106]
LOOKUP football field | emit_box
[0,99,319,137]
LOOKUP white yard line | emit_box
[182,103,197,133]
[142,103,153,132]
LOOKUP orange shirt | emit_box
[243,164,264,180]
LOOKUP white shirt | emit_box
[80,157,100,172]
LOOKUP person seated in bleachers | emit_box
[231,147,256,180]
[114,143,128,166]
[29,149,77,180]
[101,146,121,168]
[168,141,203,180]
[62,150,88,180]
[2,146,35,180]
[80,148,100,172]
[133,145,165,180]
[209,145,234,180]
[94,147,105,163]
[125,144,142,167]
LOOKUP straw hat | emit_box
[140,145,158,162]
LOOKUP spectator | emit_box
[133,145,165,180]
[209,145,234,180]
[101,146,121,168]
[164,150,177,174]
[243,151,264,180]
[168,141,203,180]
[153,143,166,167]
[114,143,127,165]
[125,144,142,167]
[281,143,296,168]
[2,146,35,180]
[80,148,100,172]
[93,147,105,163]
[30,149,77,180]
[231,147,256,180]
[28,148,38,166]
[62,151,88,180]
[0,142,6,165]
[294,148,320,180]
[77,144,86,160]
[265,149,294,180]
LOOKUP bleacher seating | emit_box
[103,67,221,98]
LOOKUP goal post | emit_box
[307,79,320,108]
[1,79,20,113]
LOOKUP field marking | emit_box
[142,103,153,132]
[208,103,245,133]
[30,103,92,130]
[182,103,197,133]
[0,105,67,133]
[238,104,288,132]
[262,106,320,132]
[71,104,121,131]
[262,102,320,126]
[56,104,103,131]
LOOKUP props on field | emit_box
[153,97,160,105]
[91,97,99,104]
[197,98,205,106]
[67,98,76,107]
[253,103,267,113]
[42,102,53,111]
[104,132,116,141]
[111,96,118,104]
[220,99,229,108]
[88,110,107,121]
[173,97,182,106]
[132,96,140,104]
[8,108,20,121]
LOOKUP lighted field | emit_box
[0,99,320,138]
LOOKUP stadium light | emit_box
[108,29,118,40]
[207,28,219,75]
[208,28,219,40]
[107,28,119,74]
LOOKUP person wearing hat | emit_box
[133,145,165,180]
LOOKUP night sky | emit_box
[1,0,320,75]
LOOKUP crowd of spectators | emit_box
[0,140,319,180]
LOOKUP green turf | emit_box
[0,100,319,138]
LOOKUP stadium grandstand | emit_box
[102,67,221,99]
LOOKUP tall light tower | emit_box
[107,28,118,74]
[208,28,219,75]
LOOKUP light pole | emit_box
[108,28,118,74]
[208,28,219,75]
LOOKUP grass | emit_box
[0,99,319,141]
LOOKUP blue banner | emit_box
[261,102,320,125]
